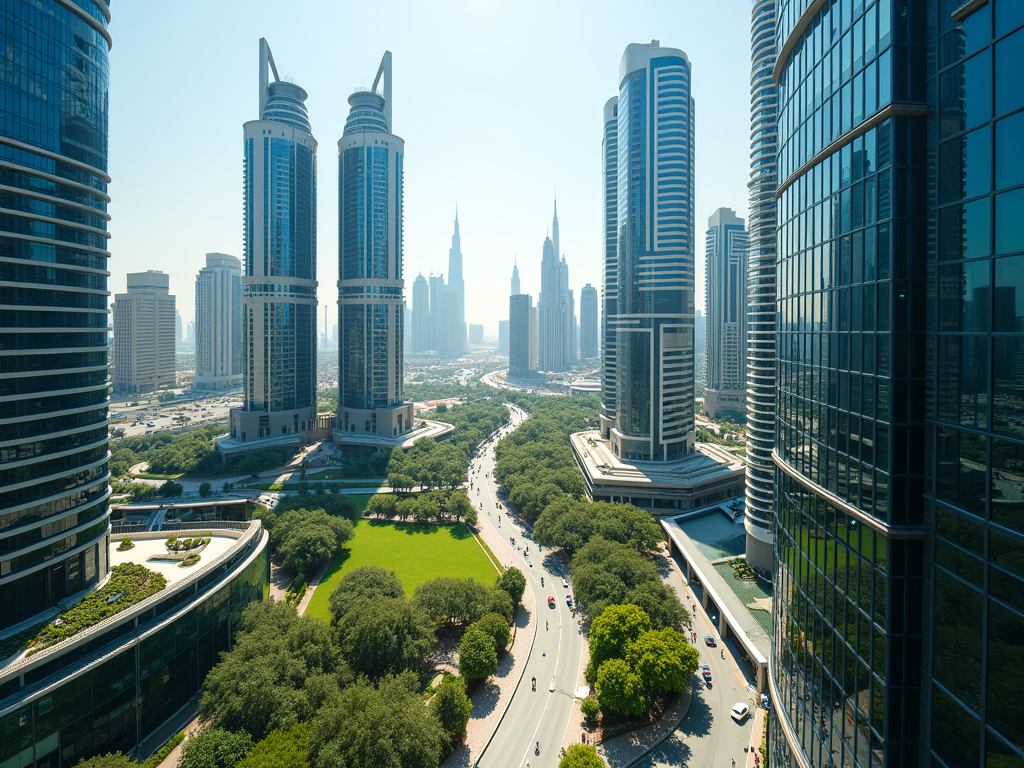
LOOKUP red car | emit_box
[547,596,556,607]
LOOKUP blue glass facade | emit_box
[608,43,695,462]
[336,78,410,435]
[770,2,1024,767]
[0,0,112,630]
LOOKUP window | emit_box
[995,111,1024,190]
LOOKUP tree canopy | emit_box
[534,498,663,557]
[474,612,512,654]
[587,604,652,684]
[595,658,645,717]
[558,744,608,768]
[179,728,253,768]
[199,601,349,741]
[328,565,405,626]
[495,567,526,605]
[271,508,353,577]
[73,754,136,768]
[309,673,448,768]
[413,577,492,626]
[337,597,435,679]
[458,626,498,680]
[429,675,472,755]
[236,723,311,768]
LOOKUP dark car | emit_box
[704,635,717,647]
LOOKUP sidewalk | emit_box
[598,689,693,768]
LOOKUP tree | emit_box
[570,538,662,618]
[535,498,663,557]
[595,658,645,717]
[586,604,652,685]
[199,482,212,497]
[273,508,353,576]
[559,744,607,768]
[73,754,137,768]
[458,626,498,680]
[429,675,472,752]
[328,565,405,626]
[474,612,511,653]
[237,723,310,768]
[199,601,349,740]
[624,580,689,631]
[366,494,397,519]
[223,482,232,494]
[413,577,490,626]
[180,728,253,768]
[158,479,183,497]
[580,696,601,722]
[448,492,475,523]
[495,567,526,605]
[309,673,447,768]
[337,597,435,679]
[483,586,514,624]
[626,628,700,695]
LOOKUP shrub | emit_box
[180,553,201,568]
[73,753,137,768]
[236,723,311,768]
[140,732,184,768]
[179,727,253,768]
[580,696,601,722]
[116,538,134,551]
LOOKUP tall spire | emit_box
[552,195,560,260]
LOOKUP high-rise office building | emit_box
[228,39,317,445]
[113,271,176,394]
[428,272,443,352]
[568,287,577,363]
[744,0,780,571]
[176,310,184,347]
[412,273,429,353]
[511,259,521,295]
[605,40,695,462]
[194,253,243,390]
[600,97,619,437]
[770,5,1024,768]
[186,320,194,347]
[498,319,510,355]
[703,208,749,418]
[0,0,112,630]
[335,52,413,439]
[509,294,533,378]
[529,305,539,371]
[446,212,466,354]
[469,324,484,346]
[580,283,599,359]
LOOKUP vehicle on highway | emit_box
[562,578,569,589]
[146,422,156,427]
[704,635,717,646]
[547,596,555,607]
[566,594,573,607]
[730,703,749,722]
[701,664,712,682]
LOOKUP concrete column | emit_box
[721,620,729,641]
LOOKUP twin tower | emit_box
[226,40,412,452]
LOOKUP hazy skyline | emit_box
[108,0,751,334]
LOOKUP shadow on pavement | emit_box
[469,679,500,718]
[680,686,713,738]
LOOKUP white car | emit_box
[562,578,569,589]
[730,703,749,722]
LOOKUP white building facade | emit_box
[113,271,176,394]
[194,253,243,391]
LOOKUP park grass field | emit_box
[304,519,499,622]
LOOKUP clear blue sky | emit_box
[108,0,752,335]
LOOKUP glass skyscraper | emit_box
[335,52,414,439]
[605,41,695,463]
[228,39,318,445]
[770,2,1024,767]
[746,0,780,571]
[600,97,619,438]
[0,0,112,630]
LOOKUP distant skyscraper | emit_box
[229,39,317,444]
[703,208,748,418]
[744,0,779,569]
[694,308,706,358]
[605,41,695,462]
[539,200,572,372]
[509,294,532,377]
[511,259,521,295]
[529,305,539,371]
[498,320,509,355]
[0,0,112,630]
[447,212,466,354]
[335,52,413,438]
[469,324,483,346]
[195,253,243,390]
[186,321,194,346]
[428,272,443,352]
[412,274,429,352]
[568,286,577,363]
[580,283,599,359]
[436,289,460,357]
[600,97,619,437]
[176,310,184,346]
[113,271,176,394]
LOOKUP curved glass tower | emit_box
[335,53,414,440]
[608,41,695,462]
[229,39,318,444]
[0,0,112,630]
[745,0,779,571]
[600,97,619,438]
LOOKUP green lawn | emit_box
[304,520,499,622]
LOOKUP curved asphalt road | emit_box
[472,405,585,768]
